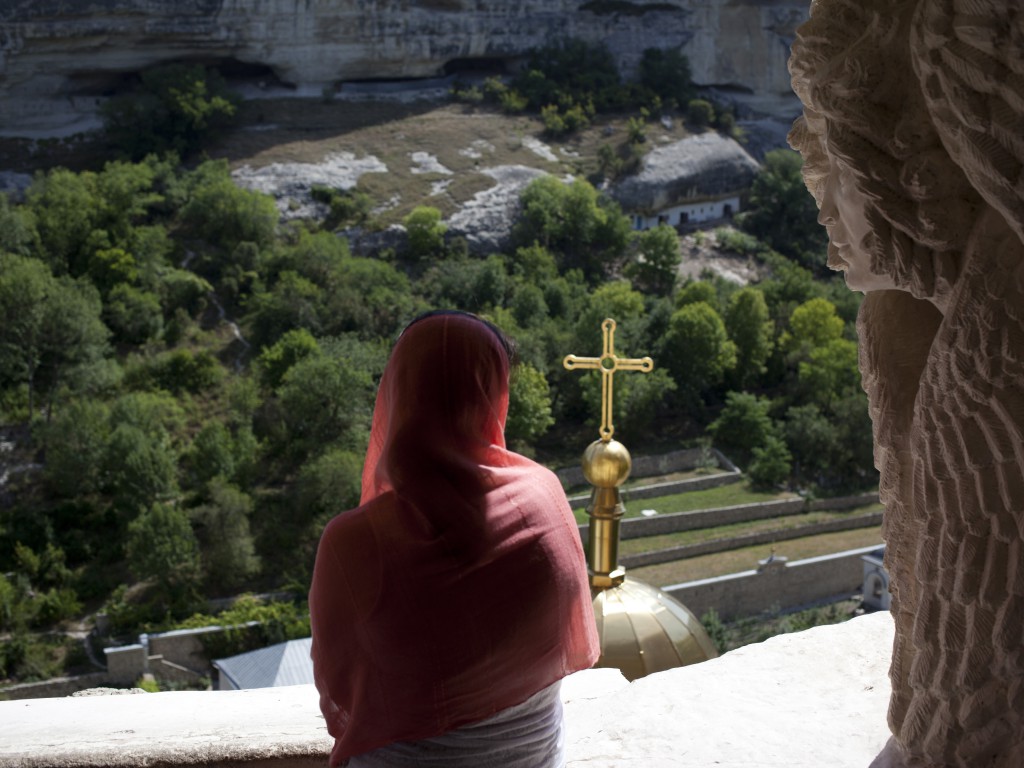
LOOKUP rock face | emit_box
[0,0,806,137]
[609,132,760,213]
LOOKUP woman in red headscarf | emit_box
[309,311,598,767]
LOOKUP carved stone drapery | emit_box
[789,1,1024,765]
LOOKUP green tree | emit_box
[513,176,631,282]
[675,280,719,310]
[247,271,324,350]
[0,255,50,415]
[88,248,138,295]
[759,252,821,328]
[506,363,555,447]
[125,502,201,608]
[572,282,646,361]
[661,302,736,399]
[740,149,828,272]
[275,348,375,459]
[513,38,622,111]
[190,479,260,594]
[104,423,178,513]
[323,255,418,340]
[102,63,240,160]
[781,297,844,355]
[36,277,110,414]
[782,403,835,488]
[295,447,365,524]
[184,421,236,490]
[24,169,102,276]
[422,254,509,314]
[510,282,549,328]
[709,391,778,468]
[403,206,447,261]
[104,284,163,345]
[638,48,694,108]
[0,194,37,256]
[0,260,110,419]
[798,338,860,408]
[626,224,681,296]
[39,400,111,498]
[182,161,278,255]
[747,436,792,490]
[724,288,773,389]
[257,328,321,390]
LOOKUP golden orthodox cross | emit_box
[563,318,653,442]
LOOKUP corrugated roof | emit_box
[213,637,313,690]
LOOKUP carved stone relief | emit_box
[789,1,1024,765]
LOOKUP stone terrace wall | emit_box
[664,545,882,622]
[621,510,883,567]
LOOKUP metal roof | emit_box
[213,637,313,690]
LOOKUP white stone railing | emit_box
[0,613,893,767]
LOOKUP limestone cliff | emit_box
[0,0,805,137]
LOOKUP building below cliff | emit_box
[611,132,761,231]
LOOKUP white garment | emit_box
[347,681,565,768]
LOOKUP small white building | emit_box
[630,195,741,230]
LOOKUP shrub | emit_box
[747,436,792,490]
[102,63,240,160]
[499,89,529,114]
[127,348,224,395]
[687,99,715,128]
[403,206,447,260]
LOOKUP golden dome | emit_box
[593,576,719,681]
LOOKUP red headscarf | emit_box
[309,312,598,765]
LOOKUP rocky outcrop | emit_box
[609,132,761,213]
[0,0,806,137]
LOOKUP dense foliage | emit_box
[453,40,735,139]
[0,101,873,685]
[101,64,240,161]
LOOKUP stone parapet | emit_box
[0,613,894,767]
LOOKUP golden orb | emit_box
[582,439,631,488]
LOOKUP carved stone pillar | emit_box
[788,1,1024,765]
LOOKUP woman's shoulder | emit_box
[320,493,398,543]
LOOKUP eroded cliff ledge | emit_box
[0,0,805,137]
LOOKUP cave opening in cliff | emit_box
[67,59,289,100]
[206,59,289,90]
[443,57,510,78]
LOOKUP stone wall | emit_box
[567,471,741,509]
[577,491,879,540]
[664,544,881,621]
[0,672,108,701]
[621,510,883,567]
[0,0,807,136]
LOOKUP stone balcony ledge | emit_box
[0,612,893,767]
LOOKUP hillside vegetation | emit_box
[0,46,875,686]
